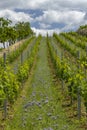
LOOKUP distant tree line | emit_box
[0,17,34,48]
[79,25,87,29]
[77,24,87,36]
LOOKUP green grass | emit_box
[5,38,83,130]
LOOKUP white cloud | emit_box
[39,23,51,29]
[32,27,60,36]
[23,0,49,9]
[0,0,87,11]
[0,9,33,23]
[0,1,21,9]
[0,0,87,36]
[36,10,85,25]
[36,10,59,24]
[0,0,49,10]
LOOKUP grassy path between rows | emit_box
[5,38,82,130]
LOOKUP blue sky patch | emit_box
[15,9,44,18]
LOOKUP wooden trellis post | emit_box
[85,46,87,80]
[77,51,81,119]
[61,51,64,92]
[3,52,7,119]
[21,53,23,65]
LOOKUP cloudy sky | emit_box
[0,0,87,35]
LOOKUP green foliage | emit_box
[0,17,34,48]
[15,21,34,40]
[0,17,12,48]
[47,35,87,109]
[77,24,87,36]
[61,32,86,50]
[0,66,20,104]
[79,25,87,29]
[53,33,87,62]
[0,84,6,105]
[17,62,29,82]
[0,35,41,106]
[82,80,87,112]
[17,35,41,82]
[7,37,34,63]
